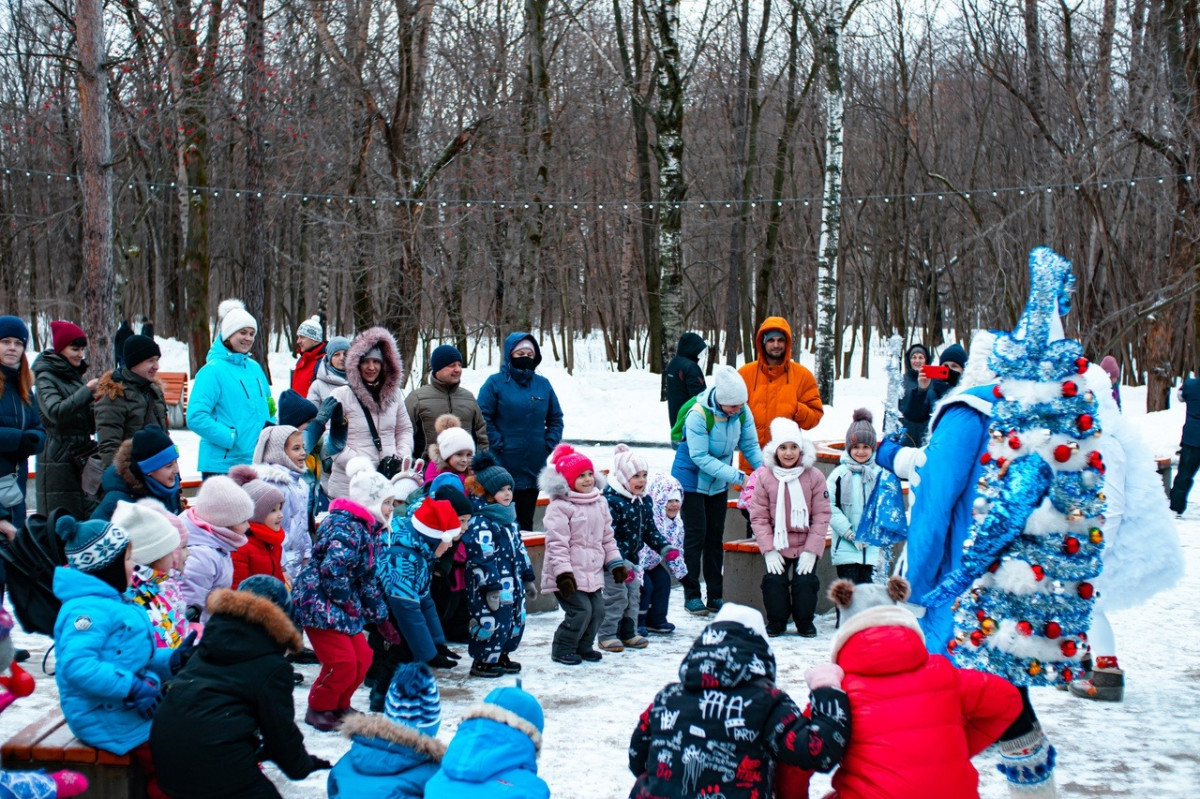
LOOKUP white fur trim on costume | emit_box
[831,604,923,662]
[412,516,456,544]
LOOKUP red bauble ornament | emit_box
[1044,621,1062,639]
[1016,620,1033,636]
[1062,536,1081,555]
[1061,640,1078,657]
[1062,668,1074,683]
[993,385,1004,399]
[1075,357,1089,374]
[1054,444,1073,463]
[1088,450,1105,472]
[976,609,987,622]
[970,630,985,647]
[1078,414,1094,432]
[947,640,958,654]
[988,561,1001,574]
[1078,582,1094,599]
[1062,381,1078,398]
[980,453,992,466]
[1031,564,1045,581]
[1008,433,1021,450]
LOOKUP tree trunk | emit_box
[814,0,845,405]
[243,0,270,378]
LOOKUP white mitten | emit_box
[893,543,909,577]
[796,551,817,575]
[763,550,785,575]
[892,447,927,487]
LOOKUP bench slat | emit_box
[31,721,85,763]
[96,747,134,766]
[1,714,67,761]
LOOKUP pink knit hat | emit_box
[192,475,255,528]
[611,444,647,489]
[229,465,285,525]
[550,444,594,491]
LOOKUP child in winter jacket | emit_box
[423,473,475,644]
[774,577,1022,799]
[598,445,680,652]
[638,473,687,636]
[828,409,883,585]
[423,413,475,487]
[424,681,549,799]
[229,465,288,588]
[52,516,191,760]
[151,576,332,798]
[254,424,315,580]
[328,662,445,798]
[749,417,833,637]
[462,451,535,678]
[118,500,189,649]
[179,475,255,622]
[628,603,849,799]
[539,444,624,665]
[294,457,395,731]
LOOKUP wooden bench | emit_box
[157,371,189,430]
[2,711,144,799]
[519,533,561,614]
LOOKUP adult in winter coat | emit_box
[664,332,707,425]
[151,578,332,798]
[112,319,134,369]
[424,681,549,799]
[307,336,350,404]
[897,342,932,446]
[407,343,489,460]
[1170,374,1200,514]
[900,344,968,448]
[670,368,762,615]
[0,316,45,550]
[188,299,273,476]
[33,321,100,519]
[325,326,414,498]
[477,333,564,531]
[91,428,182,521]
[93,334,168,470]
[787,577,1021,799]
[291,315,326,398]
[629,604,849,799]
[737,316,822,472]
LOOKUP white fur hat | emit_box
[217,298,258,341]
[713,602,768,641]
[713,365,748,406]
[768,417,804,449]
[347,456,396,524]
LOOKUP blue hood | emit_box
[500,332,542,386]
[53,566,122,603]
[346,733,434,776]
[438,717,538,783]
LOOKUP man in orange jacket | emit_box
[738,317,823,473]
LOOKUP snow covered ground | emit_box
[7,332,1198,796]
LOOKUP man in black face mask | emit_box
[937,344,967,389]
[903,343,968,431]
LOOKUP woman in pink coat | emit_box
[325,327,414,498]
[538,445,623,666]
[749,417,832,637]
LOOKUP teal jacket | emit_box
[425,704,548,799]
[827,452,883,567]
[670,386,763,496]
[188,341,272,474]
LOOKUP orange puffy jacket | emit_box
[738,317,823,472]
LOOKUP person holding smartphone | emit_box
[898,343,967,446]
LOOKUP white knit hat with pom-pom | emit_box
[347,456,397,524]
[434,414,475,460]
[217,298,258,341]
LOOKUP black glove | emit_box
[427,651,458,669]
[436,643,461,661]
[169,630,199,674]
[309,756,333,771]
[556,572,577,600]
[18,432,41,458]
[611,564,629,584]
[184,604,203,624]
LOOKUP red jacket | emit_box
[291,341,326,397]
[231,522,287,589]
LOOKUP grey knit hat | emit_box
[845,408,877,451]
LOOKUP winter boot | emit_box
[997,730,1057,798]
[1069,656,1123,702]
[1057,652,1091,691]
[498,653,522,674]
[470,660,505,678]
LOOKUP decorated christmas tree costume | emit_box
[922,247,1106,798]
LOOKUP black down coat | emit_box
[665,333,708,426]
[32,351,96,519]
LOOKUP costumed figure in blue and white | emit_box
[461,452,535,678]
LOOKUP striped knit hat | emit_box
[385,663,441,737]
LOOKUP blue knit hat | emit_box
[238,574,294,619]
[57,516,128,573]
[325,336,351,358]
[0,316,29,346]
[385,663,441,737]
[277,389,318,428]
[429,344,463,374]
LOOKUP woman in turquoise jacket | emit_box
[188,299,272,475]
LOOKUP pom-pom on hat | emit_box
[229,465,285,525]
[429,344,463,374]
[58,516,128,573]
[713,365,748,406]
[435,414,475,459]
[712,602,769,642]
[238,574,294,619]
[845,408,877,451]
[829,575,911,623]
[217,298,258,342]
[131,426,178,476]
[277,390,317,429]
[346,456,397,524]
[0,316,29,346]
[471,451,513,497]
[612,444,648,489]
[192,475,255,529]
[482,680,545,750]
[50,320,86,353]
[254,425,302,471]
[549,444,594,491]
[385,662,442,737]
[411,498,462,544]
[112,500,180,566]
[296,315,323,342]
[123,335,161,369]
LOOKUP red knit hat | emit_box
[50,320,86,353]
[550,444,594,491]
[411,498,462,544]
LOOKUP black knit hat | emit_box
[433,485,474,517]
[131,426,177,475]
[277,389,318,428]
[471,451,513,497]
[123,334,161,369]
[238,574,294,619]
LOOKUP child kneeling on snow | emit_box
[628,603,849,799]
[749,418,832,637]
[775,577,1022,799]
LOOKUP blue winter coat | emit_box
[1180,377,1200,447]
[328,714,446,799]
[293,499,389,635]
[877,384,995,652]
[0,363,44,527]
[424,704,549,799]
[604,484,671,564]
[376,513,446,663]
[187,341,272,474]
[462,504,533,660]
[477,333,563,491]
[670,386,763,495]
[52,567,174,755]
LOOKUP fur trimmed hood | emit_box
[96,368,162,402]
[763,433,817,469]
[112,439,147,491]
[345,326,405,416]
[206,588,304,653]
[340,713,447,760]
[537,463,606,498]
[461,702,542,753]
[831,604,924,663]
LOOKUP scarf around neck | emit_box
[771,465,808,550]
[478,501,517,527]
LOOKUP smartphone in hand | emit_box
[921,364,950,380]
